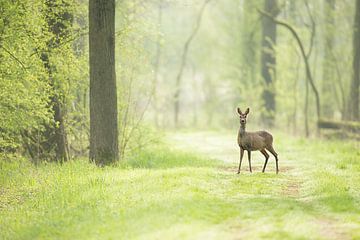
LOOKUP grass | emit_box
[0,131,359,239]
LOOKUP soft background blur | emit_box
[1,1,360,239]
[1,0,359,158]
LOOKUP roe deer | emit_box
[236,107,279,174]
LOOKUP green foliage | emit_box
[0,0,52,148]
[0,0,88,157]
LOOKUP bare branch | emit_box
[258,8,321,123]
[0,46,27,70]
[303,0,315,58]
[173,0,211,126]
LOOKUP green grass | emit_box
[0,132,359,239]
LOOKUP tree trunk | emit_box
[53,96,70,161]
[40,53,70,162]
[241,0,259,86]
[259,9,321,133]
[153,1,163,128]
[322,0,336,118]
[318,119,360,133]
[349,0,360,120]
[293,54,300,134]
[260,0,279,127]
[39,0,72,162]
[304,76,309,137]
[89,0,119,165]
[173,0,210,127]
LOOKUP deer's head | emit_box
[237,107,250,125]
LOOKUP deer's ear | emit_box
[237,107,242,115]
[245,107,250,115]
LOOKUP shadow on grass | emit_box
[317,194,360,213]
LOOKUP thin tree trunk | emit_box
[322,0,336,118]
[348,0,360,120]
[305,76,309,137]
[330,51,346,119]
[191,64,198,127]
[259,9,321,130]
[153,1,163,128]
[39,0,72,162]
[260,0,279,127]
[241,0,260,86]
[89,0,119,165]
[293,53,300,134]
[174,0,210,127]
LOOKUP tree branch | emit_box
[0,46,27,70]
[258,8,321,123]
[303,0,315,58]
[173,0,211,126]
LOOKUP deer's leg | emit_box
[260,149,269,173]
[266,145,279,174]
[247,150,252,173]
[237,147,244,174]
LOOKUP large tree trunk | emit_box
[260,0,279,127]
[322,0,336,118]
[349,0,360,120]
[89,0,119,165]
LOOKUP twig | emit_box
[0,46,27,70]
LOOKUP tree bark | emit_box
[89,0,119,165]
[349,0,360,120]
[260,0,279,127]
[318,119,360,133]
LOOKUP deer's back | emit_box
[255,130,273,143]
[239,130,273,151]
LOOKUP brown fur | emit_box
[236,107,279,174]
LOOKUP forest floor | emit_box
[1,131,360,239]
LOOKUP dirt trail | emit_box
[168,131,352,239]
[168,131,302,192]
[168,131,238,163]
[168,131,294,173]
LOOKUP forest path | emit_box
[167,129,308,215]
[168,131,237,163]
[167,130,300,176]
[167,130,352,239]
